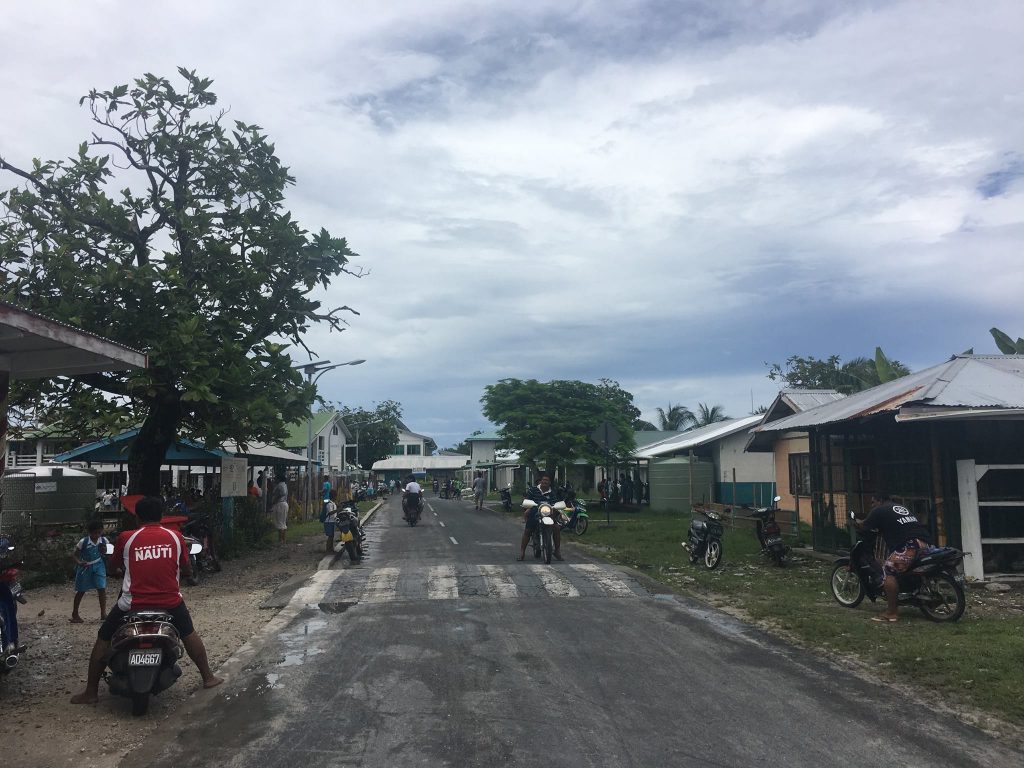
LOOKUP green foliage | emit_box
[767,349,910,395]
[0,70,362,494]
[480,378,638,473]
[990,327,1024,354]
[340,401,402,469]
[692,402,728,427]
[655,403,695,431]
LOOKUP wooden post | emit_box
[0,372,8,527]
[930,425,947,546]
[687,450,694,510]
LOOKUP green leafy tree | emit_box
[0,70,362,494]
[480,378,638,475]
[633,419,658,431]
[655,403,696,431]
[340,401,402,470]
[767,348,909,395]
[691,403,728,428]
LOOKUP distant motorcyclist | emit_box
[855,492,934,623]
[403,476,423,521]
[516,473,562,561]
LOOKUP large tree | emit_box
[480,378,638,475]
[767,347,909,395]
[339,401,401,471]
[0,70,362,494]
[655,403,695,431]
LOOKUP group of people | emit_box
[597,474,648,506]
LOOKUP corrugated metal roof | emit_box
[633,430,681,448]
[634,415,762,458]
[371,455,469,471]
[780,389,846,411]
[756,355,1024,432]
[465,432,502,441]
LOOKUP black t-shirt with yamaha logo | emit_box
[862,502,931,552]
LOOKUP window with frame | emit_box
[407,445,422,456]
[789,453,811,496]
[392,445,405,455]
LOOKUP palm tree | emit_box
[691,403,728,428]
[655,403,696,431]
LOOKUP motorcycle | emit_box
[682,506,724,569]
[830,524,966,622]
[557,485,589,536]
[182,515,221,584]
[747,496,788,567]
[0,536,28,672]
[329,503,365,562]
[402,492,423,527]
[500,485,513,513]
[104,538,203,715]
[522,499,567,564]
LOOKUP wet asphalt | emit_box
[125,494,1022,768]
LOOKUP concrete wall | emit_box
[713,431,774,484]
[771,432,812,524]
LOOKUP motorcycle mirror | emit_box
[189,542,203,555]
[104,542,115,555]
[522,499,538,508]
[553,501,567,510]
[773,496,781,503]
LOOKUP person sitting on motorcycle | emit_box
[855,492,934,623]
[403,476,423,520]
[71,496,223,704]
[516,473,562,561]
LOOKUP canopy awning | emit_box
[52,429,232,466]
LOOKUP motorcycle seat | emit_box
[915,547,962,566]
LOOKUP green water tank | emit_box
[1,465,97,527]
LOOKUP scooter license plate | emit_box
[340,531,354,543]
[764,536,783,547]
[128,651,162,666]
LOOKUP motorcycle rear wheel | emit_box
[541,528,553,565]
[345,539,360,563]
[830,564,865,608]
[131,691,150,716]
[918,572,966,622]
[574,517,588,535]
[704,539,723,570]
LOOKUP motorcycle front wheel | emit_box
[345,539,360,563]
[830,564,865,608]
[574,517,588,535]
[541,527,553,565]
[918,572,966,622]
[704,539,723,570]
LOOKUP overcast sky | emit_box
[3,1,1023,448]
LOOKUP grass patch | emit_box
[572,509,1024,726]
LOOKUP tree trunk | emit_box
[127,401,181,496]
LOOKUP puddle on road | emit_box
[318,600,357,613]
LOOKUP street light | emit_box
[296,359,366,519]
[344,418,387,476]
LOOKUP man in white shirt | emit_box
[403,476,423,521]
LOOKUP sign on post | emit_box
[590,422,620,527]
[220,457,248,498]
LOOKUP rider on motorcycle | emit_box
[855,492,934,623]
[403,476,423,520]
[71,496,223,704]
[516,473,562,562]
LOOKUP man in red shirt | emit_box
[71,496,223,704]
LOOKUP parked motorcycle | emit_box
[105,609,185,716]
[747,496,788,567]
[557,485,589,535]
[683,506,724,569]
[336,504,365,562]
[0,536,28,672]
[500,485,513,513]
[182,515,221,584]
[830,518,966,622]
[522,499,567,564]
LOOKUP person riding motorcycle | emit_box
[403,476,424,521]
[855,491,934,623]
[516,473,563,561]
[71,496,223,705]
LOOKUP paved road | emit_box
[129,494,1021,767]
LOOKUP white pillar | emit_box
[956,459,984,581]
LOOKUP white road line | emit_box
[361,567,400,603]
[528,564,580,597]
[439,521,446,528]
[479,565,519,598]
[428,565,458,599]
[571,563,636,597]
[427,504,435,513]
[433,511,438,516]
[449,536,459,545]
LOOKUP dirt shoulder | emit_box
[2,531,327,768]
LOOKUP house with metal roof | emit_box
[749,355,1024,580]
[746,389,846,524]
[281,409,353,477]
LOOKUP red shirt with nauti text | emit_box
[113,523,188,611]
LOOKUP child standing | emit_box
[70,520,109,623]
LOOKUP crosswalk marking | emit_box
[570,563,636,597]
[527,564,580,597]
[428,565,458,599]
[361,567,400,603]
[334,564,642,603]
[479,565,519,598]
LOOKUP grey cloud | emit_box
[977,154,1024,198]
